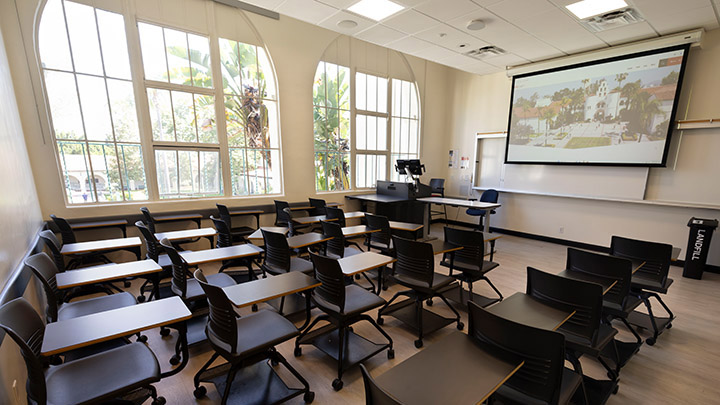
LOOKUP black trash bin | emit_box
[683,217,718,280]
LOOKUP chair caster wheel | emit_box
[49,355,63,366]
[607,371,619,380]
[152,397,166,405]
[426,299,433,306]
[124,281,132,288]
[355,274,361,280]
[332,379,343,391]
[613,385,619,394]
[169,355,180,366]
[137,334,148,343]
[387,349,395,359]
[160,327,171,337]
[303,391,315,403]
[646,337,656,346]
[377,317,384,325]
[137,295,146,303]
[193,386,207,399]
[414,339,423,348]
[252,304,258,312]
[270,358,279,366]
[294,347,302,357]
[666,323,672,329]
[457,322,464,330]
[382,285,388,291]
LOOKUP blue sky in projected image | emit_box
[513,64,681,101]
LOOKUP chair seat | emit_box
[184,273,236,301]
[440,256,499,276]
[494,367,581,405]
[603,294,643,317]
[393,271,454,293]
[315,284,386,318]
[157,253,172,268]
[264,257,314,276]
[58,292,136,321]
[632,276,673,293]
[45,342,160,405]
[209,309,299,358]
[562,323,618,357]
[231,226,256,236]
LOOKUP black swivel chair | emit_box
[377,236,463,348]
[466,189,498,230]
[326,206,364,251]
[0,298,166,405]
[468,301,584,405]
[364,213,394,257]
[140,207,198,250]
[428,178,447,223]
[191,269,314,404]
[308,198,327,216]
[135,221,175,302]
[210,215,260,282]
[321,220,363,259]
[359,364,403,405]
[610,235,675,345]
[260,229,314,276]
[216,203,257,243]
[49,215,115,269]
[440,227,502,307]
[294,253,393,391]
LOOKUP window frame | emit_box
[354,70,391,190]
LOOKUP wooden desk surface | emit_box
[338,252,395,276]
[287,233,332,249]
[60,237,142,255]
[229,209,264,216]
[344,211,365,219]
[485,234,503,242]
[326,202,343,207]
[342,225,379,238]
[179,244,263,265]
[376,331,523,405]
[41,297,191,356]
[154,213,203,222]
[293,214,337,224]
[389,221,423,232]
[223,272,320,308]
[633,261,646,274]
[430,240,463,255]
[556,269,617,295]
[671,246,681,261]
[247,227,289,241]
[290,205,313,211]
[417,197,501,210]
[69,219,128,230]
[486,293,575,331]
[56,260,162,289]
[155,227,216,241]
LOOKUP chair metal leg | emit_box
[483,277,504,301]
[221,365,239,405]
[566,351,590,405]
[274,350,312,398]
[620,317,643,345]
[650,292,675,319]
[295,314,330,349]
[377,290,409,320]
[640,294,661,341]
[193,352,220,388]
[362,314,393,348]
[335,326,347,388]
[415,298,424,347]
[435,292,463,326]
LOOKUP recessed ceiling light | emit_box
[566,0,627,19]
[347,0,404,21]
[337,20,358,29]
[466,19,486,31]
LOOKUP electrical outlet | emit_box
[559,226,565,235]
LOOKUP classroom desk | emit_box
[429,240,463,254]
[227,209,262,233]
[339,251,395,294]
[56,260,162,289]
[286,233,332,249]
[344,211,365,219]
[155,227,216,247]
[247,227,290,242]
[60,237,142,260]
[375,331,524,405]
[41,297,192,377]
[179,244,263,266]
[557,269,618,295]
[153,213,203,227]
[70,219,128,238]
[418,197,501,238]
[486,292,575,331]
[293,211,366,224]
[342,225,380,238]
[347,194,410,204]
[388,221,423,232]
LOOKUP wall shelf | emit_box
[676,119,720,130]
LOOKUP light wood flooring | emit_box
[118,224,720,404]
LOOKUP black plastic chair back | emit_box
[140,207,157,234]
[308,198,327,216]
[468,301,566,404]
[194,269,238,355]
[310,252,346,314]
[444,227,485,265]
[216,203,234,230]
[393,236,434,288]
[283,207,303,237]
[326,206,346,228]
[359,364,402,405]
[526,266,603,346]
[429,178,445,196]
[24,252,62,322]
[39,229,66,272]
[567,248,633,309]
[159,238,190,299]
[365,213,392,249]
[321,221,346,258]
[0,298,48,404]
[135,220,161,262]
[610,235,672,286]
[274,200,291,227]
[211,215,233,248]
[50,215,77,244]
[262,229,291,272]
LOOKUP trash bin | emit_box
[683,217,718,280]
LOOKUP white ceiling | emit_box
[243,0,720,75]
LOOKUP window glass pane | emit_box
[147,88,174,141]
[64,2,103,75]
[226,95,246,147]
[355,73,366,111]
[401,118,410,154]
[164,28,190,85]
[367,74,377,112]
[194,94,217,143]
[155,149,178,197]
[107,79,139,142]
[356,114,366,150]
[264,100,279,148]
[188,34,212,88]
[244,97,268,149]
[409,84,419,118]
[199,150,221,194]
[172,91,197,143]
[96,10,131,80]
[378,116,387,150]
[38,0,72,71]
[377,77,388,114]
[339,109,350,144]
[77,75,113,141]
[88,142,120,201]
[392,117,400,152]
[219,38,241,94]
[237,43,258,93]
[314,152,326,191]
[45,70,84,140]
[409,119,419,154]
[339,66,350,110]
[356,154,366,189]
[138,23,167,81]
[257,47,276,100]
[313,63,326,107]
[326,63,338,108]
[401,81,411,117]
[266,149,281,194]
[117,144,147,200]
[367,115,377,150]
[57,141,94,203]
[245,149,265,194]
[392,79,401,116]
[377,155,387,183]
[229,148,247,195]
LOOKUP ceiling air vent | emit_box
[582,8,644,32]
[464,46,505,60]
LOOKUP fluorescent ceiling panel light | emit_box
[348,0,404,21]
[566,0,627,19]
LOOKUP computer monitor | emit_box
[406,159,424,176]
[395,159,409,174]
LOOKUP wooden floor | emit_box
[120,224,720,404]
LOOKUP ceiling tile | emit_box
[316,0,356,9]
[593,21,658,45]
[482,52,530,68]
[414,0,482,22]
[513,9,608,52]
[644,5,719,35]
[355,24,408,45]
[276,0,338,24]
[461,60,502,74]
[385,35,435,53]
[383,9,441,34]
[318,10,377,33]
[437,52,482,67]
[393,0,429,6]
[485,0,557,24]
[410,44,460,61]
[239,0,286,10]
[633,0,710,20]
[471,0,503,7]
[445,7,498,36]
[470,20,563,60]
[415,25,489,51]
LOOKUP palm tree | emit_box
[631,92,664,142]
[581,78,590,95]
[559,97,572,136]
[540,106,557,146]
[614,73,628,117]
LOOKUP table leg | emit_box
[376,266,384,295]
[120,224,127,238]
[422,203,430,239]
[161,321,189,378]
[483,209,491,234]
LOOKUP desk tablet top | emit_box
[429,240,463,255]
[223,272,320,308]
[344,211,365,219]
[557,269,617,295]
[418,197,501,209]
[326,202,343,207]
[339,252,395,276]
[41,297,191,356]
[180,244,263,265]
[388,221,423,232]
[229,209,264,216]
[69,219,128,230]
[487,292,575,331]
[671,247,681,261]
[56,260,161,289]
[154,213,203,222]
[248,227,289,240]
[290,205,313,211]
[61,237,142,254]
[342,225,379,238]
[155,227,216,241]
[376,331,523,405]
[347,194,410,203]
[293,214,337,224]
[287,233,332,249]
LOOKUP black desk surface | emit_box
[486,292,575,331]
[557,269,617,295]
[346,194,410,203]
[375,331,523,405]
